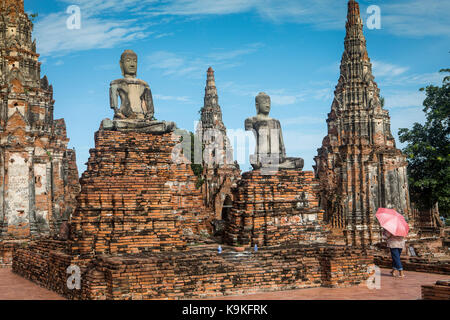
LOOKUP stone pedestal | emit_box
[224,169,328,247]
[69,128,212,256]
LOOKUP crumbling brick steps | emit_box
[13,241,373,300]
[422,280,450,300]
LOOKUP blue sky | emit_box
[24,0,449,173]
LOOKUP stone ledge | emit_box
[12,242,373,300]
[374,254,450,275]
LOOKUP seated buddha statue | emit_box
[245,92,304,171]
[102,49,176,133]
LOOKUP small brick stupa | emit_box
[0,0,79,266]
[224,92,327,247]
[69,49,214,257]
[196,67,240,227]
[314,0,412,247]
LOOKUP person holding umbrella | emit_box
[376,208,409,278]
[382,228,406,277]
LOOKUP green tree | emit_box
[29,13,38,22]
[398,69,450,217]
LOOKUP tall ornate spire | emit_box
[0,0,25,17]
[204,67,218,106]
[344,0,370,64]
[0,0,24,10]
[200,67,226,132]
[0,0,39,92]
[336,0,379,115]
[196,67,239,222]
[314,0,411,247]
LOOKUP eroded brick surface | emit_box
[422,280,450,300]
[13,241,373,300]
[0,0,80,266]
[69,129,212,256]
[224,170,328,247]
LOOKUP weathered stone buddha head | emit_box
[120,50,138,78]
[256,92,271,116]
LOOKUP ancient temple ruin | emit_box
[8,0,447,300]
[196,67,240,226]
[223,92,325,246]
[0,0,79,246]
[314,0,412,247]
[12,50,372,300]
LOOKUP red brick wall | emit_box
[13,241,373,300]
[0,241,15,267]
[374,254,450,275]
[225,170,327,247]
[422,280,450,300]
[69,130,213,256]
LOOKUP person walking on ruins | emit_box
[382,229,406,278]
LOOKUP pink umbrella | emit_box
[376,208,409,237]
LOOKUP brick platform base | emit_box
[374,254,450,275]
[13,240,373,300]
[69,129,214,257]
[422,280,450,300]
[225,169,327,247]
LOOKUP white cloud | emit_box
[384,91,425,108]
[151,0,257,16]
[35,0,449,56]
[282,131,325,168]
[35,12,149,56]
[381,0,450,37]
[372,61,409,78]
[147,43,264,78]
[310,88,333,101]
[154,94,192,103]
[149,0,450,37]
[148,0,345,27]
[270,95,299,106]
[281,116,323,126]
[155,32,174,39]
[383,72,445,87]
[206,43,263,61]
[58,0,155,16]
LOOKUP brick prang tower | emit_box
[197,67,240,222]
[314,0,412,246]
[0,0,80,239]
